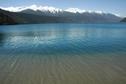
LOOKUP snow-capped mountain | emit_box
[65,8,86,13]
[0,5,63,13]
[0,5,119,15]
[0,5,122,25]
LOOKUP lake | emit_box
[0,23,126,84]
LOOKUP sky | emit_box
[0,0,126,16]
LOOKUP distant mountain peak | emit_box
[65,8,107,14]
[65,8,86,13]
[0,5,63,13]
[0,5,120,16]
[0,7,122,25]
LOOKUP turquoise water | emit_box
[0,24,126,54]
[0,24,126,84]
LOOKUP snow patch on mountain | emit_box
[65,8,86,13]
[0,5,120,16]
[0,5,63,13]
[65,8,106,14]
[0,6,22,12]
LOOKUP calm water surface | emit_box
[0,24,126,84]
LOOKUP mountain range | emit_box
[121,18,126,22]
[0,5,123,25]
